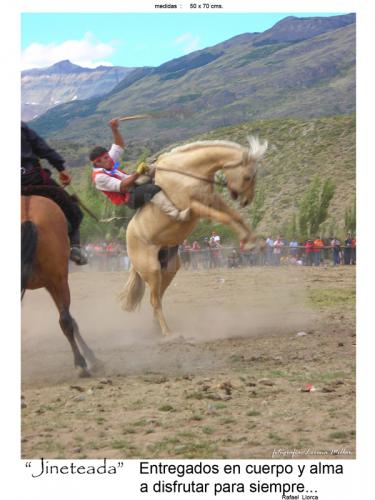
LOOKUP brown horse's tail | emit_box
[21,220,38,298]
[119,266,145,311]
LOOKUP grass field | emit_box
[21,265,355,459]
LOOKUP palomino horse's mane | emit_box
[164,136,267,161]
[168,140,244,154]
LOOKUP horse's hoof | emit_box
[77,366,92,378]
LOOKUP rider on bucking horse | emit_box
[21,121,87,265]
[90,118,190,221]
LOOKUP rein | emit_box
[155,156,256,188]
[154,148,252,187]
[155,166,227,187]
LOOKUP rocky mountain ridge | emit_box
[21,60,135,120]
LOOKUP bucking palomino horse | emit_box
[21,193,101,377]
[120,137,268,337]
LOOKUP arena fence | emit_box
[80,245,356,272]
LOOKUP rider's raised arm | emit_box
[108,118,125,149]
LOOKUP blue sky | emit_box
[21,12,344,69]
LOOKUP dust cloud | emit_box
[21,268,316,386]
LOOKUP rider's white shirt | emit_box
[92,144,128,192]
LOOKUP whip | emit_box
[118,109,193,122]
[66,186,127,224]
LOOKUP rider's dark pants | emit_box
[21,168,83,235]
[127,183,162,209]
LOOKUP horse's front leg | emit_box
[208,195,257,244]
[47,281,91,378]
[190,198,254,244]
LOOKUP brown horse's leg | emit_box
[46,281,91,377]
[71,320,104,374]
[59,310,91,377]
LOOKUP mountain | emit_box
[250,13,355,45]
[21,60,136,121]
[30,14,355,164]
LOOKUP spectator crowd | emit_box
[178,231,356,270]
[84,241,130,271]
[78,232,356,272]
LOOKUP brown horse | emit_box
[21,194,100,377]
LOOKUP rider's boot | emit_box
[69,228,88,265]
[150,191,190,221]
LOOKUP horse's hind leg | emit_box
[133,246,172,337]
[149,271,172,337]
[160,251,181,300]
[151,248,181,336]
[59,310,91,377]
[71,319,104,374]
[47,281,91,377]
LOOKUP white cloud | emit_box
[174,33,200,54]
[21,32,115,70]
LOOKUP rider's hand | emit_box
[59,169,72,186]
[136,162,149,175]
[108,118,120,129]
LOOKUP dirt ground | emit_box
[21,265,355,459]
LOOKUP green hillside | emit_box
[190,114,355,237]
[54,114,354,241]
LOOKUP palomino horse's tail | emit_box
[119,266,145,311]
[21,220,38,298]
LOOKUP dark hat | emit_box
[89,146,107,162]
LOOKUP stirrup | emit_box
[70,246,88,265]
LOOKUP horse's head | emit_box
[223,136,268,207]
